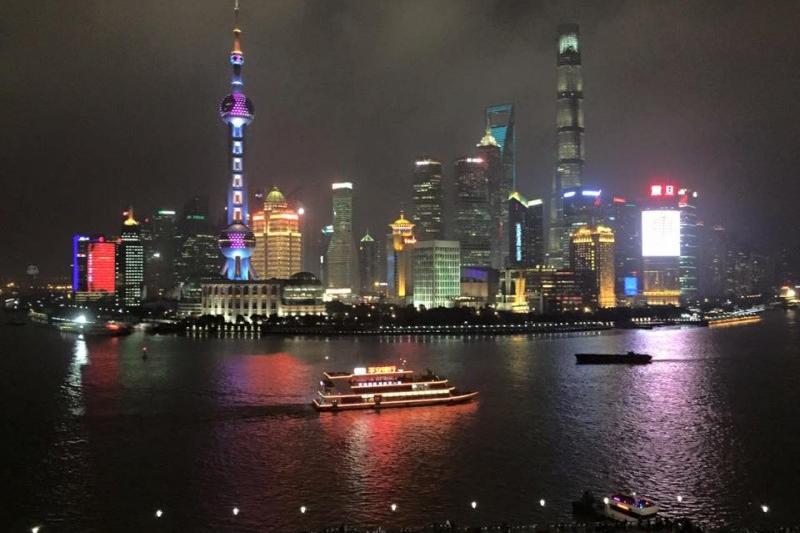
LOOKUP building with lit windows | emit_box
[282,272,326,315]
[201,281,283,321]
[642,184,683,306]
[483,107,514,268]
[263,188,302,279]
[217,3,257,281]
[412,240,461,309]
[678,188,699,302]
[326,182,356,292]
[508,192,544,268]
[550,23,585,263]
[116,209,144,309]
[387,212,416,301]
[358,231,381,294]
[497,266,583,314]
[73,235,116,303]
[570,225,616,309]
[603,196,641,297]
[559,186,604,265]
[453,156,491,267]
[251,210,267,277]
[412,158,444,240]
[144,208,178,296]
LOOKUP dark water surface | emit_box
[2,311,799,531]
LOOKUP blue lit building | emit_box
[218,3,257,280]
[560,185,604,264]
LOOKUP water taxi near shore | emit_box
[312,365,477,411]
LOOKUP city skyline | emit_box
[2,1,800,279]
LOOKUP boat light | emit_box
[603,497,610,505]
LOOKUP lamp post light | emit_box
[390,503,397,512]
[603,497,610,505]
[232,507,240,516]
[31,527,41,533]
[539,498,546,507]
[300,505,307,515]
[155,509,163,518]
[470,500,478,510]
[761,504,770,513]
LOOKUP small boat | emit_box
[575,351,652,365]
[572,491,659,523]
[313,365,478,411]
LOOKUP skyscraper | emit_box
[508,192,544,268]
[603,196,641,297]
[678,188,699,302]
[412,240,461,309]
[484,106,515,268]
[218,3,257,281]
[560,186,604,262]
[388,212,416,300]
[73,235,116,302]
[570,225,615,309]
[116,208,144,308]
[266,202,302,279]
[358,231,380,294]
[412,158,444,240]
[453,156,491,267]
[250,210,267,277]
[326,182,356,291]
[144,208,177,296]
[550,23,585,260]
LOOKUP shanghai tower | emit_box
[549,23,584,261]
[218,1,257,280]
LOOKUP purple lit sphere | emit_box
[219,223,256,258]
[220,93,255,123]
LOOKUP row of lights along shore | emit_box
[27,497,772,531]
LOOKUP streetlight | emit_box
[470,500,478,510]
[539,498,546,507]
[232,507,240,516]
[603,497,610,505]
[31,527,41,533]
[390,503,397,512]
[155,509,163,518]
[300,505,307,514]
[761,504,770,513]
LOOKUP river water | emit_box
[2,311,799,531]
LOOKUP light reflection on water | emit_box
[3,313,799,530]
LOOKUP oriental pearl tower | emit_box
[218,0,257,280]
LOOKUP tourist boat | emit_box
[575,351,652,365]
[312,365,478,411]
[572,491,659,523]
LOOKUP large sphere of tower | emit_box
[218,222,256,260]
[220,93,255,127]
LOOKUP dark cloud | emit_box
[1,0,798,278]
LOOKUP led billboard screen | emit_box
[624,276,638,296]
[642,210,680,257]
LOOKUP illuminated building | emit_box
[73,235,116,303]
[484,106,515,268]
[678,188,699,302]
[116,208,144,308]
[604,196,641,296]
[498,266,582,314]
[570,225,616,309]
[508,192,544,268]
[558,186,604,265]
[263,187,302,279]
[388,212,416,300]
[318,224,333,285]
[453,156,491,267]
[358,231,381,294]
[201,281,283,322]
[282,272,326,315]
[412,240,461,309]
[642,207,682,306]
[457,266,499,308]
[251,210,267,278]
[326,182,356,292]
[218,3,257,280]
[144,208,178,296]
[412,158,444,240]
[550,23,585,261]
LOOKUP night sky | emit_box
[1,0,799,279]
